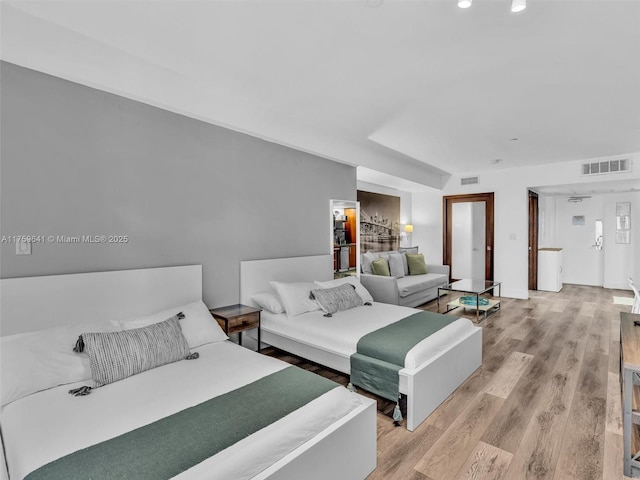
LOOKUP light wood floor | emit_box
[263,284,636,480]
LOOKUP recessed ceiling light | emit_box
[458,0,472,8]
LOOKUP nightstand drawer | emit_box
[209,304,262,352]
[219,312,259,334]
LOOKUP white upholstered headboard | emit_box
[0,265,202,336]
[240,255,333,306]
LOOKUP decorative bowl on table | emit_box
[459,296,490,307]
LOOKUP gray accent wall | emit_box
[0,62,356,307]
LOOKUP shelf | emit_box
[447,297,500,313]
[621,312,640,476]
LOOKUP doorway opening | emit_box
[443,192,495,281]
[330,199,360,278]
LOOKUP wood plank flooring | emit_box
[261,284,634,480]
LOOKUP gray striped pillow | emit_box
[82,314,191,387]
[310,284,363,317]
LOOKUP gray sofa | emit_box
[359,250,450,308]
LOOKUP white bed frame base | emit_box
[255,397,376,480]
[240,255,483,431]
[1,265,376,480]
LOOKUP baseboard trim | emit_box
[501,288,529,300]
[604,282,633,291]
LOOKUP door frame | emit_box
[528,190,539,290]
[330,199,360,275]
[443,192,495,281]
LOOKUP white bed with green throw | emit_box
[240,255,483,432]
[0,265,376,480]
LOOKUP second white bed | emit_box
[240,255,483,431]
[261,302,477,372]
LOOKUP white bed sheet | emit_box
[261,303,475,370]
[1,341,363,480]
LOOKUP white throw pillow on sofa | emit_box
[361,251,377,274]
[388,253,405,278]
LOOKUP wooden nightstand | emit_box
[209,304,262,352]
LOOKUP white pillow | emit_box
[314,276,374,304]
[1,321,120,407]
[388,252,405,278]
[251,291,285,314]
[118,300,228,348]
[270,281,320,317]
[361,251,377,274]
[400,252,409,275]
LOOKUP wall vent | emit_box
[461,176,479,185]
[581,158,631,176]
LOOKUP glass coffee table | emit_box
[437,279,501,322]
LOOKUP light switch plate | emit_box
[16,241,31,255]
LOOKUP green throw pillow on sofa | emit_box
[406,253,428,275]
[371,257,391,276]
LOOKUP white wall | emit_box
[603,193,639,290]
[410,188,444,266]
[412,155,640,299]
[1,62,356,308]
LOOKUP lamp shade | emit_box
[404,224,414,233]
[511,0,526,12]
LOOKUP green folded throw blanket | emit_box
[350,311,458,404]
[25,366,339,480]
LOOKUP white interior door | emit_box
[555,197,604,286]
[452,202,486,280]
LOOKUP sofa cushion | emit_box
[371,257,391,276]
[396,273,447,298]
[406,253,428,275]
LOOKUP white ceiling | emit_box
[2,0,639,190]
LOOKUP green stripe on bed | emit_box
[351,310,458,402]
[25,366,339,480]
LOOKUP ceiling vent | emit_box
[568,195,591,203]
[461,176,479,186]
[582,158,631,176]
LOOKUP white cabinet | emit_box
[538,248,563,292]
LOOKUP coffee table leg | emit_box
[437,288,441,313]
[476,293,480,322]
